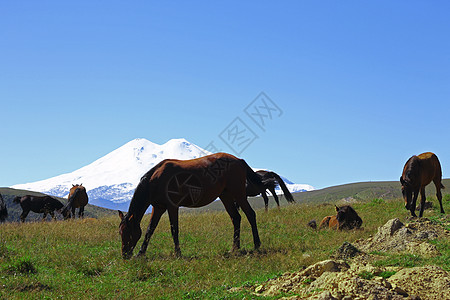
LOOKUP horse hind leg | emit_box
[234,194,260,250]
[261,192,269,212]
[167,206,181,257]
[269,187,280,209]
[434,179,445,214]
[220,191,242,251]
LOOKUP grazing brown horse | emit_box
[400,152,445,217]
[118,152,265,259]
[318,205,362,230]
[62,184,89,219]
[0,193,8,222]
[246,170,295,211]
[13,195,68,222]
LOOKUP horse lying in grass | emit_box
[246,170,295,211]
[318,205,362,230]
[13,195,68,222]
[400,152,445,217]
[118,152,265,259]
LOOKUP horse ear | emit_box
[335,205,340,212]
[72,184,75,187]
[118,210,124,220]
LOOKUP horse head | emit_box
[400,176,413,210]
[118,210,142,259]
[336,205,362,230]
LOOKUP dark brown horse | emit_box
[13,195,68,222]
[62,184,89,219]
[0,193,8,222]
[246,170,295,211]
[400,152,445,217]
[318,205,362,230]
[118,152,265,259]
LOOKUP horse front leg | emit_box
[78,206,85,218]
[20,210,29,222]
[167,206,181,257]
[138,206,166,257]
[410,190,419,217]
[419,187,427,218]
[71,207,76,219]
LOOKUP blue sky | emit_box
[2,1,450,189]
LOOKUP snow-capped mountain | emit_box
[11,138,314,211]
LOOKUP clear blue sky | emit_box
[2,1,450,189]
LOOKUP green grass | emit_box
[0,196,449,299]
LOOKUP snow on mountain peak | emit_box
[11,138,311,210]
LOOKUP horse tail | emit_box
[265,171,295,203]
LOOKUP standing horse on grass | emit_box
[318,205,362,230]
[118,152,265,259]
[13,195,68,222]
[400,152,445,217]
[246,170,295,211]
[62,184,89,219]
[0,194,8,222]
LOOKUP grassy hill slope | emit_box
[0,188,115,222]
[1,181,449,299]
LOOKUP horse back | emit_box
[148,153,246,207]
[403,152,442,187]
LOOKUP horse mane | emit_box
[125,160,167,220]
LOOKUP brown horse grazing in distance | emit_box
[62,184,89,219]
[0,193,8,222]
[118,152,264,259]
[400,152,445,217]
[319,205,363,230]
[13,195,68,222]
[246,170,295,211]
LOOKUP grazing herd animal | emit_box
[62,184,89,219]
[13,195,68,222]
[1,150,446,261]
[118,153,264,259]
[400,152,445,217]
[3,184,89,223]
[246,170,295,211]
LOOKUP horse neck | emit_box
[127,181,153,223]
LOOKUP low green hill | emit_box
[0,188,115,222]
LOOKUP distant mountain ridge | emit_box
[11,138,314,211]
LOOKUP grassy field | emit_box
[1,191,449,299]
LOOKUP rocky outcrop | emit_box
[236,218,449,299]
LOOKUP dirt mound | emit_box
[237,218,449,299]
[354,217,449,256]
